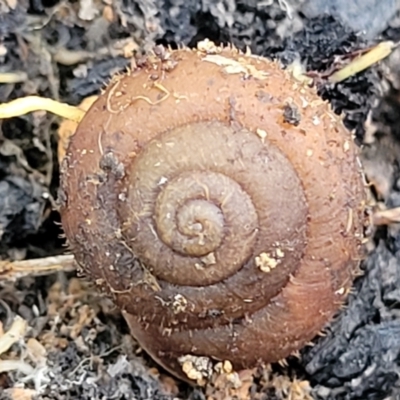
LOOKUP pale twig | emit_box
[0,359,34,375]
[0,254,77,282]
[2,387,37,400]
[0,315,27,356]
[373,206,400,225]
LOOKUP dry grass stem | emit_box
[0,254,77,282]
[329,41,396,83]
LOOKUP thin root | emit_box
[106,79,124,114]
[106,81,171,114]
[130,82,171,106]
[0,96,85,122]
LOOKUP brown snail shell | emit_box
[59,41,367,383]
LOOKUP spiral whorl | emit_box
[120,120,307,291]
[60,41,367,383]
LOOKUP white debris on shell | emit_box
[194,252,217,270]
[275,248,285,258]
[335,287,346,296]
[255,250,285,273]
[178,354,213,385]
[158,176,168,185]
[196,39,222,54]
[256,128,268,142]
[201,252,216,266]
[202,54,269,80]
[171,294,188,314]
[312,116,320,126]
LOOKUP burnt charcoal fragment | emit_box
[0,175,46,254]
[271,16,381,140]
[303,242,400,399]
[63,56,129,105]
[301,0,398,39]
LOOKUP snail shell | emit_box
[59,42,367,382]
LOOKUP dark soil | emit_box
[2,1,400,399]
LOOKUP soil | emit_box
[2,1,400,399]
